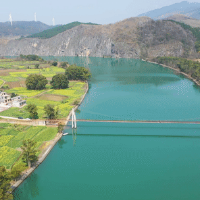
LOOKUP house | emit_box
[0,91,26,107]
[0,91,12,104]
[11,96,26,107]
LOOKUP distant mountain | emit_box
[0,21,52,37]
[27,21,99,39]
[166,14,200,28]
[0,17,197,59]
[138,1,200,20]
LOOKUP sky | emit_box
[1,0,200,25]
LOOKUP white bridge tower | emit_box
[71,108,77,129]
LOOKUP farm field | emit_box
[0,58,87,119]
[0,123,57,169]
[1,81,86,118]
[0,59,45,69]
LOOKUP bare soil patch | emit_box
[7,80,26,89]
[37,94,67,101]
[0,69,26,76]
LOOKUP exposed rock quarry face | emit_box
[0,17,197,59]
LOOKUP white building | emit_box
[0,91,12,104]
[0,91,26,107]
[11,96,26,107]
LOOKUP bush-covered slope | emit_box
[153,56,200,81]
[27,21,99,39]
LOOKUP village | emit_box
[0,91,26,113]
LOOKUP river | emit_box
[14,57,200,200]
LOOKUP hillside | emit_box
[27,21,99,39]
[138,1,200,20]
[166,14,200,28]
[0,21,52,37]
[0,17,197,59]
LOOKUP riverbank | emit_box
[10,81,89,192]
[145,59,200,87]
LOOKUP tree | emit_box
[25,104,38,119]
[65,65,91,81]
[11,93,17,98]
[21,139,38,168]
[35,64,39,69]
[60,62,68,68]
[50,74,69,89]
[44,104,58,119]
[0,166,13,200]
[20,54,44,61]
[58,122,64,133]
[52,61,58,66]
[26,74,48,90]
[11,163,26,181]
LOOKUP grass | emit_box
[0,79,4,86]
[0,146,21,169]
[0,60,41,69]
[5,87,46,97]
[0,123,57,169]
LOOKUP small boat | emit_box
[62,132,69,136]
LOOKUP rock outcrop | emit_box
[0,17,197,59]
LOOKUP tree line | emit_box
[152,56,200,81]
[25,65,91,90]
[19,54,44,61]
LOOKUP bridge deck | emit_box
[68,119,200,124]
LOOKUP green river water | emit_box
[14,58,200,200]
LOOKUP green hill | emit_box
[27,21,99,39]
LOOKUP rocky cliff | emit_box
[0,17,197,59]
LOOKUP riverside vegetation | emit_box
[0,55,91,199]
[152,56,200,82]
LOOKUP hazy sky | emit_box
[1,0,200,25]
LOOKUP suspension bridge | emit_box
[68,119,200,124]
[68,109,200,130]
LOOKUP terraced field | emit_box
[0,123,57,169]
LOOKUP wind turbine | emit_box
[52,17,55,26]
[9,13,12,26]
[34,12,37,22]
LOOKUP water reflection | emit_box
[72,129,77,146]
[44,56,182,87]
[58,138,67,149]
[14,173,39,200]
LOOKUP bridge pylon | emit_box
[71,108,77,129]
